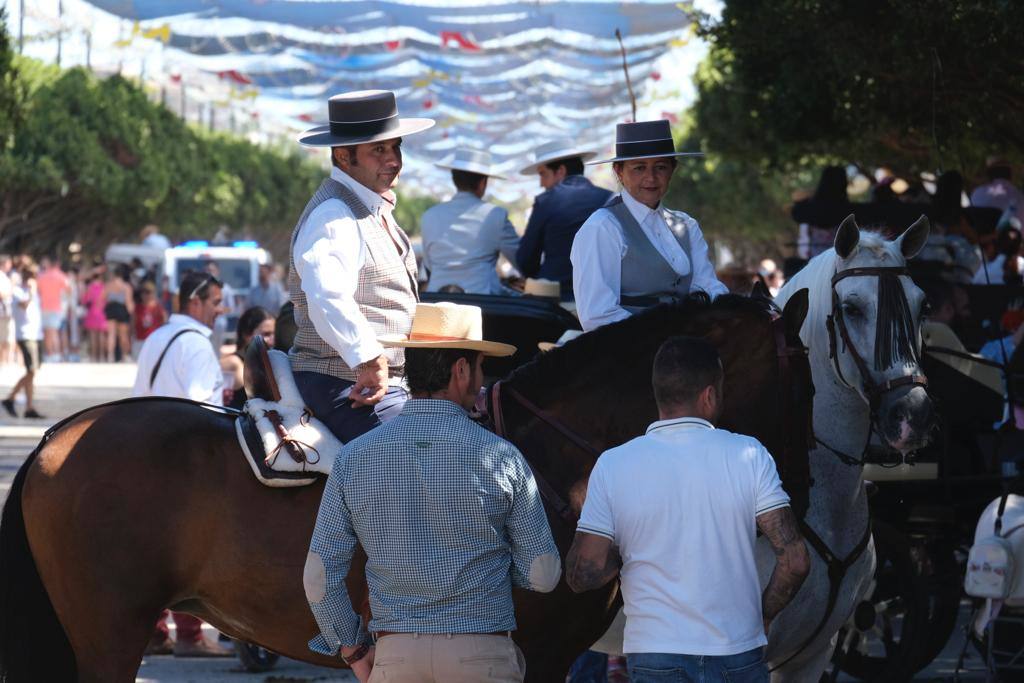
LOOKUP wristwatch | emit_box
[342,642,370,665]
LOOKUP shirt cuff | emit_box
[307,614,370,656]
[576,523,615,541]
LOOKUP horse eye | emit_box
[921,301,932,319]
[842,302,863,319]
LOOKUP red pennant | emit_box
[651,71,662,81]
[169,73,182,84]
[440,30,481,51]
[385,40,402,51]
[217,70,252,85]
[298,114,314,122]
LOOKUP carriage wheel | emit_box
[234,640,280,672]
[831,521,933,682]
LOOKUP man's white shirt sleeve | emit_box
[293,201,385,368]
[753,443,790,515]
[577,458,616,540]
[571,211,632,333]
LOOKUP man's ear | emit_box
[332,147,349,169]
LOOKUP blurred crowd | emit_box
[0,249,290,418]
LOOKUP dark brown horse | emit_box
[0,292,810,682]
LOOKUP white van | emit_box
[163,241,271,301]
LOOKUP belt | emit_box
[374,631,511,639]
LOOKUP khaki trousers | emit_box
[368,633,525,682]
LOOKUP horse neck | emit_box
[804,318,871,551]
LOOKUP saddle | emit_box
[235,337,342,487]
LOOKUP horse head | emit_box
[829,213,934,454]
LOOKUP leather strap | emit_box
[150,328,203,389]
[490,381,584,526]
[770,518,873,673]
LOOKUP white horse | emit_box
[768,214,934,680]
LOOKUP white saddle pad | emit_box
[234,349,343,488]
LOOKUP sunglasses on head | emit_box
[187,274,221,300]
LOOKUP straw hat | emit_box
[520,138,598,176]
[379,302,516,357]
[436,149,506,179]
[538,329,583,352]
[298,90,434,147]
[523,278,560,298]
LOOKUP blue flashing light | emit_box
[233,240,259,248]
[180,240,209,248]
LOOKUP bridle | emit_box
[821,265,928,467]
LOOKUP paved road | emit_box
[0,363,992,681]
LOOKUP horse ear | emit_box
[751,280,772,301]
[897,214,930,259]
[782,288,809,345]
[834,214,860,259]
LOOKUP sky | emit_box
[7,0,722,202]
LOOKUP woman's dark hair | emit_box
[115,263,132,282]
[405,347,481,395]
[932,171,964,226]
[813,166,849,204]
[236,306,273,350]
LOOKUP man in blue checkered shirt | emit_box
[304,303,561,682]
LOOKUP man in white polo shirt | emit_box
[565,336,810,682]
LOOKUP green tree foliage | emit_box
[693,0,1024,175]
[0,6,22,147]
[0,51,323,257]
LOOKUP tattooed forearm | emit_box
[565,532,622,593]
[756,506,811,627]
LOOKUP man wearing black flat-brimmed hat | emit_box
[289,90,434,452]
[570,120,727,332]
[516,139,612,300]
[420,149,520,295]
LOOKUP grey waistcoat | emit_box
[288,178,419,381]
[605,195,693,312]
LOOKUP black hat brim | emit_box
[298,118,435,147]
[587,151,704,165]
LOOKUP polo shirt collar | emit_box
[401,398,470,419]
[621,188,665,226]
[168,313,212,337]
[330,166,392,217]
[646,416,714,435]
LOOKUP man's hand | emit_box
[351,355,388,407]
[341,644,375,682]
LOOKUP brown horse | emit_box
[0,292,811,683]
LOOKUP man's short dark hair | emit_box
[544,156,585,177]
[987,163,1012,181]
[405,347,481,395]
[452,169,486,193]
[178,270,223,311]
[652,336,723,408]
[331,145,360,169]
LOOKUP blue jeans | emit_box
[293,371,408,444]
[627,647,768,683]
[568,650,608,682]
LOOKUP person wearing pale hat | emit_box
[420,149,520,295]
[516,139,613,300]
[305,302,560,683]
[570,120,727,332]
[289,90,434,449]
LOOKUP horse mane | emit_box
[505,293,773,404]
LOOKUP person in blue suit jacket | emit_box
[516,140,612,301]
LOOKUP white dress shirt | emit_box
[570,189,728,332]
[132,314,223,405]
[292,167,410,372]
[421,191,520,295]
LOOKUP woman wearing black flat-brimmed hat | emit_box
[569,120,727,332]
